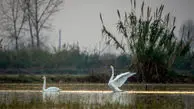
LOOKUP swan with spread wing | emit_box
[108,65,136,92]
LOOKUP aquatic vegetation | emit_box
[136,95,185,109]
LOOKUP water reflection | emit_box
[60,91,135,105]
[0,91,40,104]
[42,91,60,103]
[183,95,194,109]
[0,90,193,108]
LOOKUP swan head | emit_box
[110,65,114,69]
[42,76,46,80]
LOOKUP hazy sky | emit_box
[49,0,194,53]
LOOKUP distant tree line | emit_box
[0,42,193,83]
[0,43,131,74]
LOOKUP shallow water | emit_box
[0,91,135,105]
[0,90,194,109]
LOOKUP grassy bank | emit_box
[0,73,111,83]
[1,74,194,91]
[1,73,194,84]
[1,83,194,91]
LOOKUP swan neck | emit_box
[43,78,46,91]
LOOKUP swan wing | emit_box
[112,72,136,87]
[45,87,60,92]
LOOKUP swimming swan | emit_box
[108,65,136,92]
[42,76,61,92]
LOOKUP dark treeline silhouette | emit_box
[0,43,131,75]
[0,43,193,83]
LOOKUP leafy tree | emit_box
[100,1,192,82]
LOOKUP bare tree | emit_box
[24,0,63,48]
[0,0,27,50]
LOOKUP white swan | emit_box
[42,76,61,92]
[108,65,136,92]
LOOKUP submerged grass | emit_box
[136,95,185,109]
[0,102,132,109]
[0,101,183,109]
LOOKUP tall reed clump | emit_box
[100,0,192,83]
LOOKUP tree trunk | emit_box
[28,18,34,48]
[15,37,18,50]
[14,20,18,50]
[35,0,40,48]
[36,31,40,48]
[26,0,34,48]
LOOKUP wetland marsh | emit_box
[0,84,194,109]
